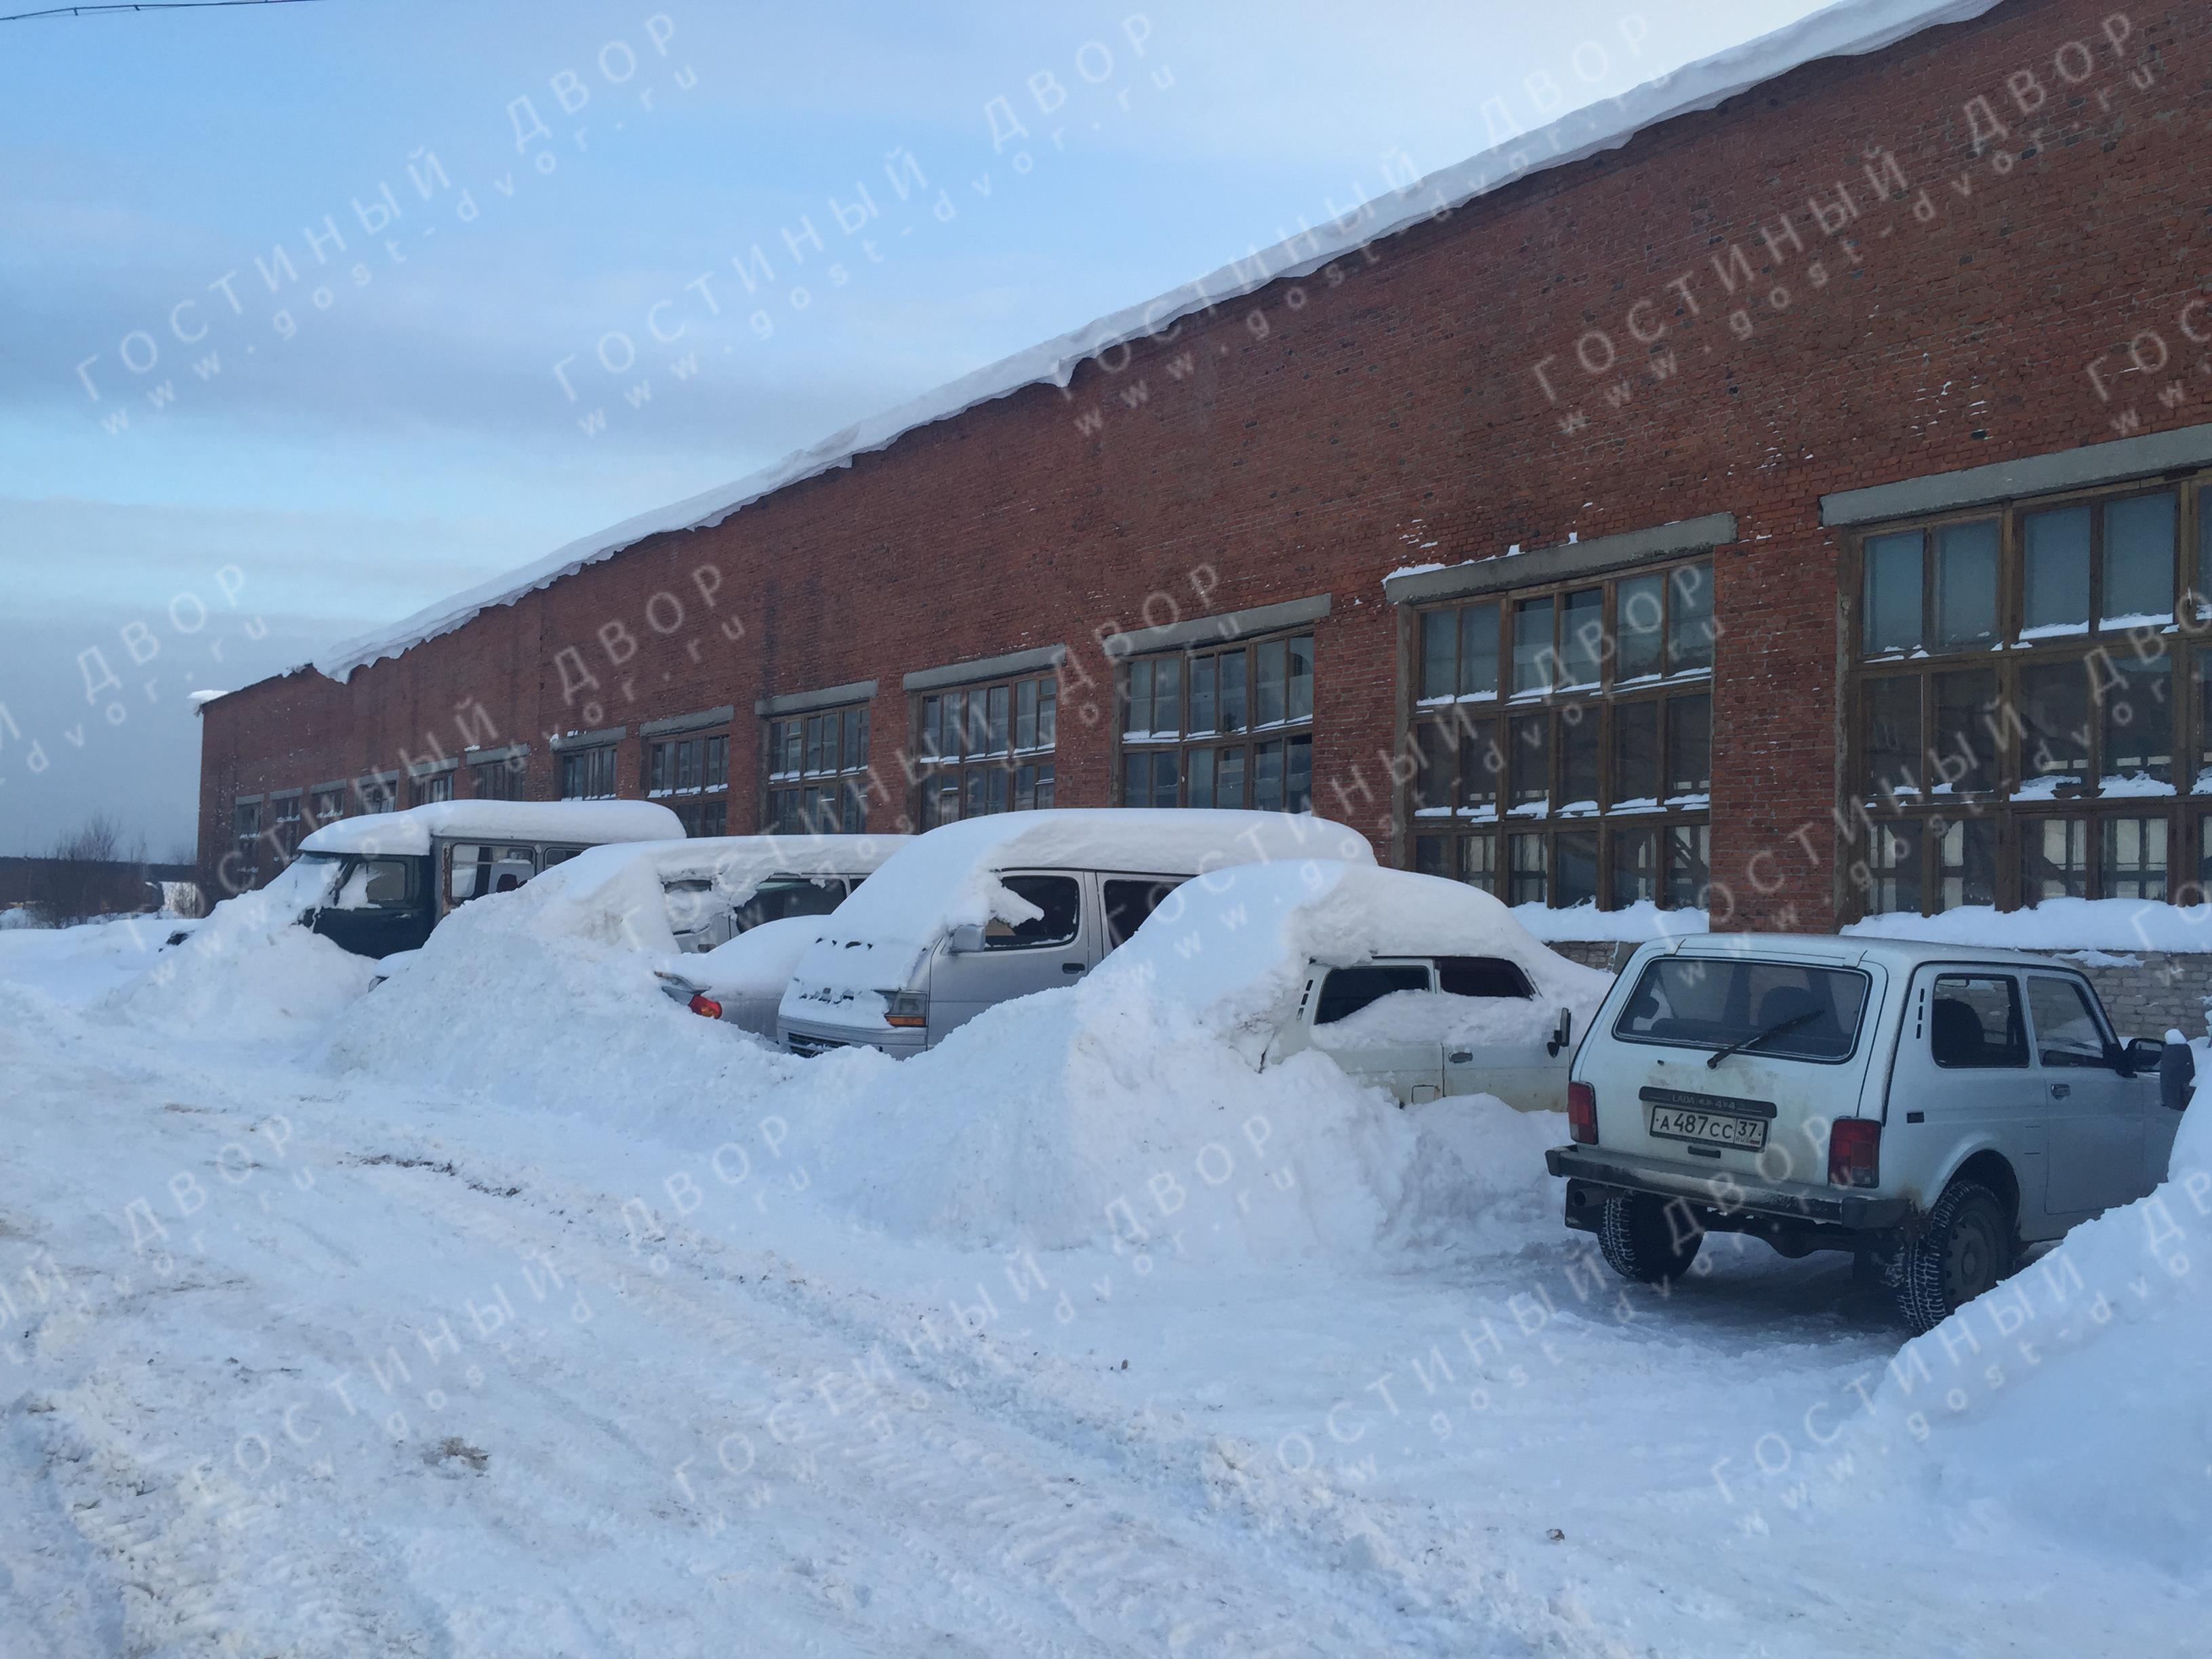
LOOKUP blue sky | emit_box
[0,0,1825,853]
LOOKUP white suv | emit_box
[1547,935,2190,1332]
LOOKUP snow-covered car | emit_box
[653,915,820,1038]
[779,810,1375,1058]
[1548,935,2192,1332]
[652,833,903,953]
[293,800,684,959]
[1267,943,1601,1113]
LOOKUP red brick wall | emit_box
[199,0,2211,928]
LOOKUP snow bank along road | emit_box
[1,915,2204,1656]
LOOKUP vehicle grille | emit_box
[785,1032,848,1059]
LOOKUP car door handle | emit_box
[2049,1083,2070,1099]
[1062,962,1084,974]
[1448,1050,1473,1064]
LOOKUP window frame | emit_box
[1404,555,1714,911]
[763,704,870,834]
[558,744,619,802]
[1845,473,2209,919]
[914,671,1059,828]
[647,729,730,836]
[1114,630,1315,814]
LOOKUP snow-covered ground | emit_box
[1,897,2205,1657]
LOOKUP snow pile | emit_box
[798,861,1594,1258]
[1309,988,1555,1050]
[322,853,800,1132]
[1844,896,2212,954]
[96,861,375,1041]
[1512,899,1708,943]
[681,915,819,1000]
[1856,1086,2212,1577]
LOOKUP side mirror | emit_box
[1547,1007,1574,1059]
[2158,1036,2196,1112]
[946,923,987,954]
[2118,1036,2164,1076]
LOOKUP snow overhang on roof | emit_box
[311,0,2003,684]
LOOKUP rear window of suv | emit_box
[1613,957,1872,1063]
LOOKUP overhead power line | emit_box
[3,0,329,21]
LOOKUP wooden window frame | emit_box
[1113,631,1316,814]
[648,733,729,834]
[763,705,869,834]
[1843,471,2209,919]
[558,745,619,802]
[231,798,262,888]
[1404,556,1715,910]
[914,672,1059,828]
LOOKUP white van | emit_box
[777,809,1374,1057]
[1548,934,2190,1332]
[650,833,906,953]
[295,800,683,959]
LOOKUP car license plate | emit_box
[1648,1103,1767,1151]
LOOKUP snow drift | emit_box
[798,861,1606,1258]
[321,850,804,1132]
[1851,1073,2212,1578]
[97,861,376,1042]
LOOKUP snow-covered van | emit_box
[1548,935,2190,1332]
[649,833,904,954]
[642,834,907,1035]
[777,809,1375,1057]
[293,800,683,959]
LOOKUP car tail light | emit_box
[882,989,928,1029]
[1568,1082,1599,1145]
[1828,1118,1881,1188]
[687,994,722,1020]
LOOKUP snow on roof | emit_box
[783,808,1375,1014]
[298,799,683,857]
[1843,897,2212,957]
[1098,859,1608,1054]
[821,807,1372,942]
[528,831,905,935]
[310,0,1999,683]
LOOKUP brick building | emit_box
[199,0,2212,943]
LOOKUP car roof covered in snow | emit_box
[1649,932,2100,975]
[1099,859,1610,1042]
[628,832,907,888]
[832,808,1371,935]
[298,800,684,857]
[785,810,1376,1003]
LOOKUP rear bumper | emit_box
[1544,1145,1911,1234]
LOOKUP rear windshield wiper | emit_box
[1706,1009,1820,1070]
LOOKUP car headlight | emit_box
[880,990,928,1029]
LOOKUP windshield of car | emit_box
[327,857,415,912]
[732,876,848,933]
[1613,957,1870,1063]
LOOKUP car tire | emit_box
[1598,1192,1704,1284]
[1891,1179,2013,1335]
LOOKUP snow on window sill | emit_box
[2097,773,2175,798]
